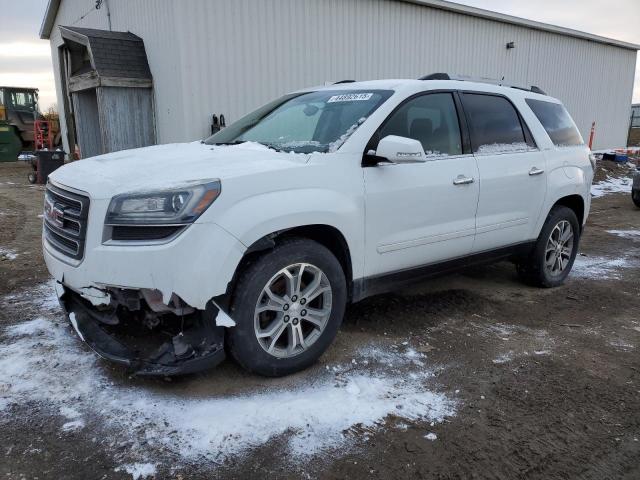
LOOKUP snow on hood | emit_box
[50,142,308,199]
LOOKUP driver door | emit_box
[363,92,479,277]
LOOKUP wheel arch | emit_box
[552,194,585,228]
[223,224,355,305]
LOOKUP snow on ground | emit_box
[115,463,157,480]
[607,230,640,240]
[0,284,456,469]
[591,175,633,198]
[0,247,18,260]
[572,254,637,280]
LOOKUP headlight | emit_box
[106,180,221,225]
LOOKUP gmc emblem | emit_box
[44,197,65,229]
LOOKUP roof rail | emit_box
[418,73,547,95]
[333,80,356,84]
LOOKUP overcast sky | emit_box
[1,0,638,110]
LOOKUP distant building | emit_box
[40,0,640,157]
[629,104,640,146]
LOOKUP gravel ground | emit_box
[0,160,639,480]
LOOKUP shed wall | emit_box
[49,0,638,151]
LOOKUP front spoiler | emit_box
[57,284,226,376]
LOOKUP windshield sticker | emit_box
[327,93,374,103]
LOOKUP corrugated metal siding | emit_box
[49,0,637,151]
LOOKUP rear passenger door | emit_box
[460,93,547,252]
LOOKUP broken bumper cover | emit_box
[56,284,226,376]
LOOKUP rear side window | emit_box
[526,99,583,147]
[378,93,463,157]
[462,93,532,154]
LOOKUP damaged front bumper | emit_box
[56,283,228,376]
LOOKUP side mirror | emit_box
[371,135,426,164]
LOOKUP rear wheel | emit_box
[633,189,640,208]
[516,206,580,288]
[227,238,347,376]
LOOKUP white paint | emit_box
[44,80,592,311]
[214,303,236,328]
[0,285,456,466]
[115,463,157,480]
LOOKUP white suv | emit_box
[43,77,593,376]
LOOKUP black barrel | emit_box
[35,150,65,184]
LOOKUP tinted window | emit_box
[378,93,462,157]
[526,99,583,147]
[462,94,530,154]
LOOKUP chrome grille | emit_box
[44,184,90,260]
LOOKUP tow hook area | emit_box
[57,284,229,376]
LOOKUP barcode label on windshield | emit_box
[327,93,374,103]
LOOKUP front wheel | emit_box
[516,206,581,288]
[227,238,347,377]
[633,189,640,208]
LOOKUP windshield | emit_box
[204,89,393,153]
[7,90,37,111]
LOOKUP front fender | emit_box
[215,188,365,279]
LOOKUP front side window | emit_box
[462,94,532,154]
[526,99,583,147]
[377,93,463,157]
[205,90,393,154]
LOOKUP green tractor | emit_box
[0,87,61,162]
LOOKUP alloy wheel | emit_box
[544,220,574,276]
[254,263,332,358]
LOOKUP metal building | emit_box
[40,0,639,156]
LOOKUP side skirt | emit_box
[351,241,535,302]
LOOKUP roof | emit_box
[0,86,39,92]
[304,78,559,102]
[40,0,640,50]
[59,26,151,80]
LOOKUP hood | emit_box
[50,142,308,199]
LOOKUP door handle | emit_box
[529,167,545,176]
[453,175,475,185]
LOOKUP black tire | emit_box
[28,172,37,184]
[633,190,640,208]
[516,206,581,288]
[227,237,347,377]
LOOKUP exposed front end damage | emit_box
[56,283,230,376]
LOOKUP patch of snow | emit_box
[424,432,437,441]
[492,352,514,364]
[533,350,551,356]
[328,117,367,152]
[0,294,456,465]
[607,230,640,240]
[591,176,632,197]
[0,248,18,260]
[477,142,535,155]
[609,340,634,351]
[115,463,157,480]
[62,419,85,432]
[571,254,635,280]
[1,282,61,313]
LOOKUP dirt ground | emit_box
[0,160,639,480]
